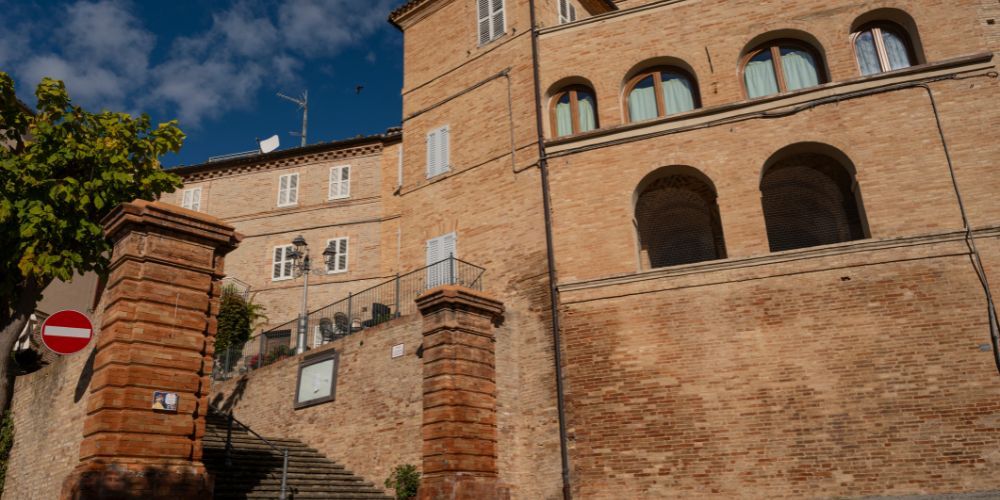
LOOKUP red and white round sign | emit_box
[41,310,94,355]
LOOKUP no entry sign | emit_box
[41,310,93,355]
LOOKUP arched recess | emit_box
[760,143,870,252]
[850,8,925,75]
[633,166,727,269]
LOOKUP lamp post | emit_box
[290,235,339,355]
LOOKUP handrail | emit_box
[210,256,485,383]
[210,404,289,500]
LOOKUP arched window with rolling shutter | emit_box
[635,168,726,269]
[760,151,868,252]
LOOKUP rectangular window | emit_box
[181,187,202,211]
[325,237,349,273]
[477,0,505,45]
[277,173,299,207]
[272,245,295,281]
[426,232,457,288]
[426,125,450,179]
[328,165,350,200]
[558,0,576,24]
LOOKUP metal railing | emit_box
[211,256,484,381]
[212,406,289,500]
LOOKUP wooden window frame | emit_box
[623,66,701,123]
[550,85,598,137]
[740,40,827,99]
[850,22,917,75]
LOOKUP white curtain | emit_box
[744,52,779,98]
[882,30,913,71]
[661,72,695,115]
[854,31,881,75]
[577,93,596,133]
[628,76,658,121]
[780,47,820,91]
[555,96,573,136]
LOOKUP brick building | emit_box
[163,0,1000,498]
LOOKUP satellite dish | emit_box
[259,135,280,154]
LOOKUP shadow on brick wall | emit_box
[210,376,248,414]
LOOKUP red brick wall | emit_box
[4,346,94,500]
[559,238,1000,498]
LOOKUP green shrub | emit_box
[384,464,420,500]
[215,286,267,352]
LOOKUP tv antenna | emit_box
[277,90,308,147]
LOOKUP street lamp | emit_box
[290,235,339,355]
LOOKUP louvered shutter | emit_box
[338,238,348,270]
[438,126,450,174]
[182,189,192,209]
[278,176,288,205]
[190,188,201,211]
[491,0,504,40]
[426,236,442,288]
[313,326,323,347]
[442,232,456,261]
[426,129,438,178]
[340,166,350,197]
[288,174,298,204]
[477,0,491,44]
[559,0,568,23]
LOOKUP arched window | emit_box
[635,170,726,268]
[853,22,916,75]
[761,152,867,252]
[742,40,826,99]
[551,85,598,137]
[625,67,700,122]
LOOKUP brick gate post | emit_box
[416,285,509,500]
[61,200,241,499]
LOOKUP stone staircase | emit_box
[203,411,393,499]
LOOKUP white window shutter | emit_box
[338,238,348,270]
[569,3,576,21]
[181,189,192,209]
[278,176,287,206]
[190,188,201,211]
[340,166,350,197]
[439,126,450,174]
[477,0,491,44]
[426,130,437,178]
[288,174,298,204]
[313,326,322,347]
[443,232,456,260]
[491,0,504,38]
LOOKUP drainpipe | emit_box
[526,1,573,499]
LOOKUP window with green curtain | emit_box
[552,86,599,137]
[628,75,658,122]
[660,71,695,115]
[577,92,596,133]
[744,41,824,98]
[779,47,819,91]
[744,50,779,98]
[555,93,573,137]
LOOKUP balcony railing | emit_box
[211,256,484,382]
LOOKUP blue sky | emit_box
[0,0,404,167]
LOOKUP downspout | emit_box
[525,1,573,499]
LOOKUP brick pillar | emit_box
[416,285,509,500]
[61,200,241,499]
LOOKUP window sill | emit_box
[271,276,294,282]
[326,269,348,275]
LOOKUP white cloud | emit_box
[7,0,395,125]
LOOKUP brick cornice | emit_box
[102,200,243,250]
[416,285,505,324]
[174,143,386,183]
